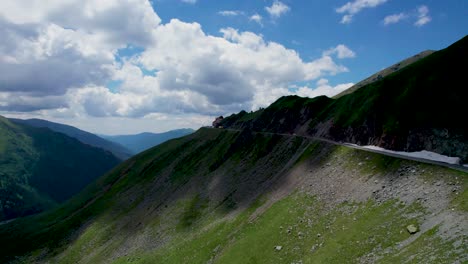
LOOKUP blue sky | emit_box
[0,0,466,134]
[150,0,466,85]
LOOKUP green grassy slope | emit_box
[0,116,121,221]
[333,50,435,98]
[0,116,51,220]
[10,118,132,160]
[221,35,468,162]
[0,128,465,263]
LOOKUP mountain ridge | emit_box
[9,118,132,160]
[0,116,121,221]
[221,35,468,163]
[333,49,435,98]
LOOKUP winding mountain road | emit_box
[217,128,468,173]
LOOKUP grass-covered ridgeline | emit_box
[0,116,121,221]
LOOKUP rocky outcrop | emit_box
[212,116,224,128]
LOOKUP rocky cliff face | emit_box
[315,123,467,163]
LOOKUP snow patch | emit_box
[346,144,461,165]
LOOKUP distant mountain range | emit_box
[1,117,195,221]
[10,118,195,157]
[10,118,132,160]
[0,116,121,221]
[101,129,195,154]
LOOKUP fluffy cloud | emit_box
[0,20,114,95]
[415,5,431,27]
[336,0,387,24]
[383,5,431,27]
[0,0,354,132]
[265,1,290,18]
[383,13,407,25]
[323,44,356,59]
[250,14,263,25]
[294,79,354,98]
[0,0,160,47]
[0,0,160,98]
[135,23,349,114]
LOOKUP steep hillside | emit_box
[10,118,132,160]
[221,36,468,163]
[333,50,434,98]
[0,116,121,221]
[102,129,194,154]
[0,128,465,263]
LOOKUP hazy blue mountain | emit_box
[10,118,132,160]
[102,129,195,154]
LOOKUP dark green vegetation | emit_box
[10,118,132,160]
[0,128,465,263]
[102,128,194,154]
[333,50,434,98]
[221,36,468,162]
[0,116,120,221]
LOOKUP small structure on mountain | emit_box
[212,116,224,128]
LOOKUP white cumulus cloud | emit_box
[415,5,431,27]
[249,13,263,25]
[323,44,356,59]
[265,1,290,18]
[294,79,354,98]
[383,5,431,27]
[383,13,407,25]
[0,0,160,100]
[336,0,387,24]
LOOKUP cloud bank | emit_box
[0,0,354,129]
